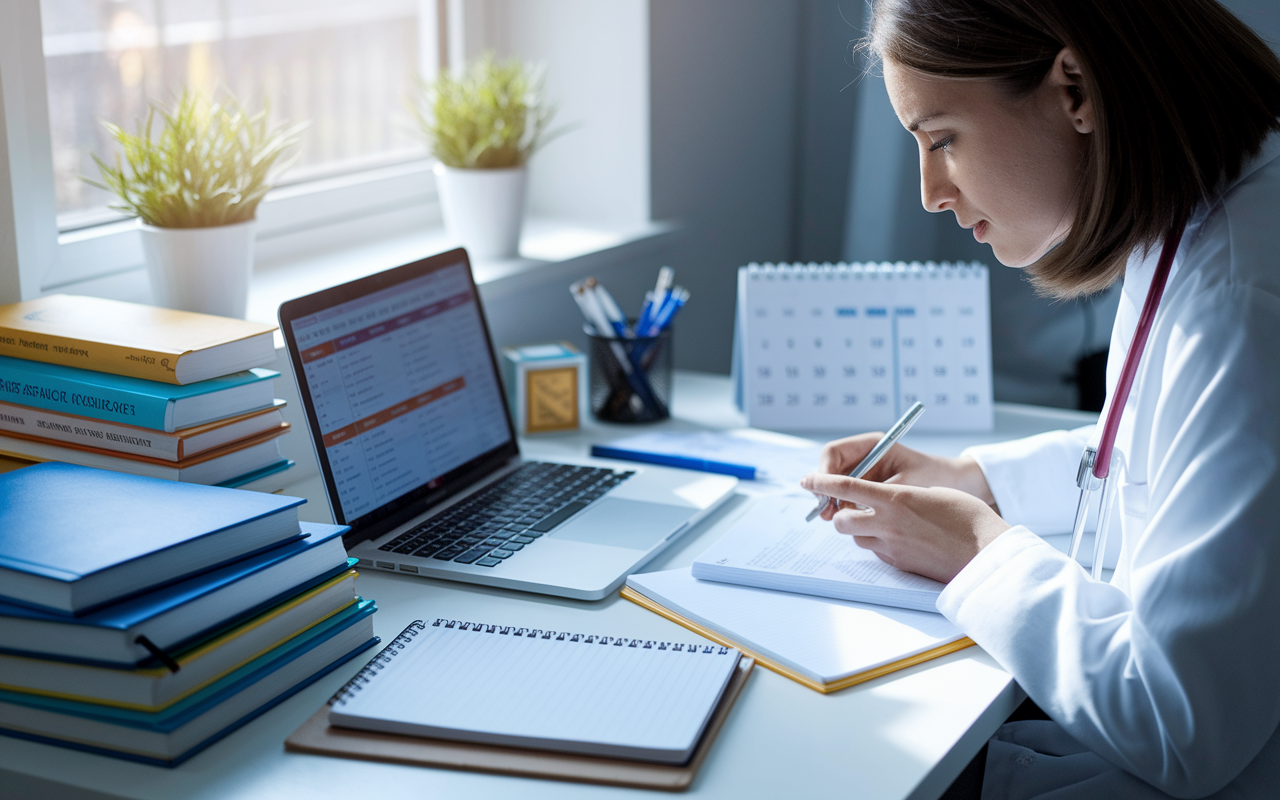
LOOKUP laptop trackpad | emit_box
[549,498,692,550]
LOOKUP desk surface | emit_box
[0,372,1097,800]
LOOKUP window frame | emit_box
[3,0,450,300]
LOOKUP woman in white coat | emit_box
[805,1,1280,797]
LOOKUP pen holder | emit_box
[586,324,673,423]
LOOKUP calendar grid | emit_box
[732,262,993,433]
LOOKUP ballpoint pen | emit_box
[637,266,674,333]
[586,278,631,338]
[805,401,926,522]
[645,286,688,336]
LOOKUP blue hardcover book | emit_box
[0,522,351,666]
[0,462,305,615]
[0,355,279,431]
[0,600,378,766]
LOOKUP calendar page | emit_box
[735,262,993,433]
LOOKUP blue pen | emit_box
[589,444,757,480]
[638,267,674,333]
[636,291,656,334]
[645,287,688,336]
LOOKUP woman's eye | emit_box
[928,136,953,153]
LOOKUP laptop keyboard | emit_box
[378,462,635,568]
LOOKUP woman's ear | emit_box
[1050,48,1094,134]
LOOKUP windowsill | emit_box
[248,216,680,327]
[60,216,680,324]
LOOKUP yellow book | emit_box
[623,568,974,694]
[0,453,35,474]
[0,294,276,384]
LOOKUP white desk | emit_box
[0,372,1097,800]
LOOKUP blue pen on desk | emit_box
[589,444,757,480]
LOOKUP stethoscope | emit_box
[1067,217,1187,580]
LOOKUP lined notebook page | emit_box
[328,620,740,763]
[693,495,946,612]
[626,568,963,685]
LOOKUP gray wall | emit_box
[648,0,803,374]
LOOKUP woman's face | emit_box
[883,55,1091,267]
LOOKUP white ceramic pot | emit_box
[139,219,256,318]
[432,163,528,259]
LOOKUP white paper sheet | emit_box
[693,495,945,612]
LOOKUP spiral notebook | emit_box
[731,261,994,432]
[324,619,743,765]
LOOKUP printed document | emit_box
[693,495,945,612]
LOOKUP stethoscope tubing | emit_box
[1068,217,1187,577]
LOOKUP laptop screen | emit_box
[286,255,516,530]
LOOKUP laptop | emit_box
[279,248,737,600]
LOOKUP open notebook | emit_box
[693,495,947,612]
[624,568,971,693]
[326,619,742,765]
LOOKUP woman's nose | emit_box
[920,155,958,213]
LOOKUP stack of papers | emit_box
[624,568,968,693]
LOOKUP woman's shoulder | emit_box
[1181,136,1280,298]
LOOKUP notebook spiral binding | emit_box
[328,616,735,707]
[430,618,732,654]
[328,620,427,706]
[327,616,732,706]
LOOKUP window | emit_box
[1,0,651,302]
[7,0,448,296]
[43,0,430,232]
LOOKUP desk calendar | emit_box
[733,262,993,432]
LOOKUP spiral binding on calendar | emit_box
[328,617,732,707]
[328,620,427,706]
[743,260,987,277]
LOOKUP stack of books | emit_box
[0,294,295,491]
[0,463,378,766]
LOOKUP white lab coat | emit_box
[942,129,1280,799]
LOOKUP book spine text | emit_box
[0,364,168,429]
[0,403,178,458]
[0,330,181,384]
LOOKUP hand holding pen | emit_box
[805,402,925,521]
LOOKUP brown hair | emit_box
[868,0,1280,297]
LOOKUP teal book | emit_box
[0,355,278,431]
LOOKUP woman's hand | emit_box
[819,433,999,508]
[800,473,1012,583]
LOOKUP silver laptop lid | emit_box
[279,249,520,545]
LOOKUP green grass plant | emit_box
[88,89,304,228]
[412,54,564,169]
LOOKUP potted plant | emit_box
[89,89,303,318]
[412,55,564,259]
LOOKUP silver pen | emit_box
[805,402,926,522]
